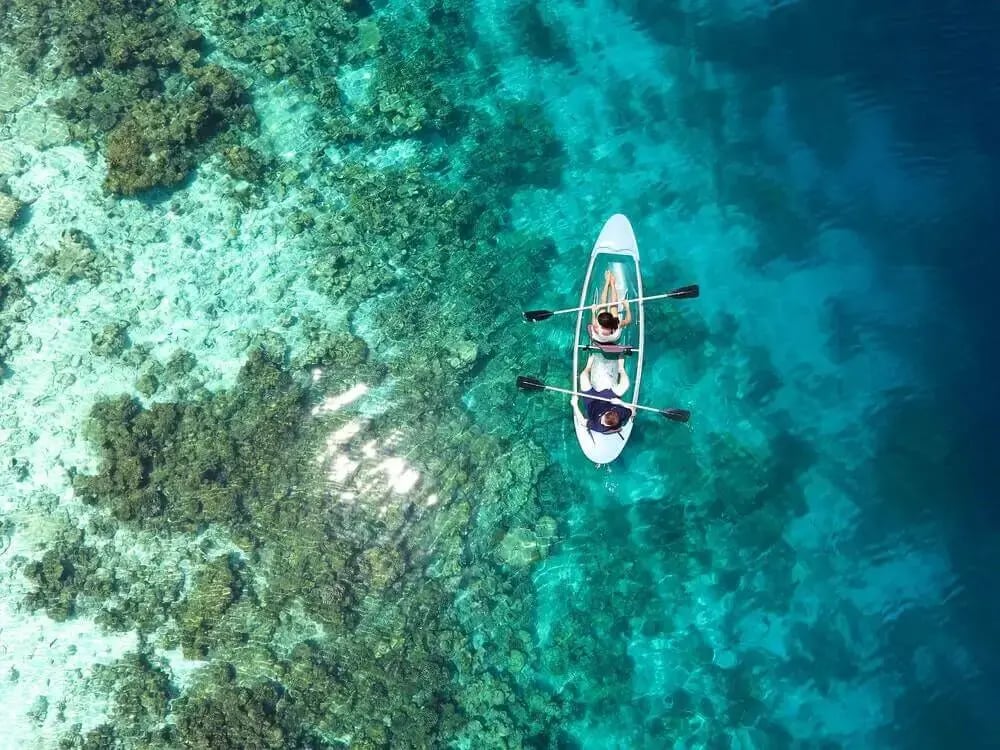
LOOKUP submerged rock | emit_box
[447,339,478,369]
[0,60,33,113]
[495,526,550,568]
[0,190,23,228]
[40,228,107,284]
[91,321,130,358]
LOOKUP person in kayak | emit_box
[572,355,635,433]
[588,270,632,343]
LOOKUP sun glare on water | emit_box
[313,384,424,510]
[311,381,370,415]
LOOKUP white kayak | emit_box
[571,214,645,465]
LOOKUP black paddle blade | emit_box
[516,376,545,391]
[667,284,700,300]
[581,343,636,356]
[523,309,553,322]
[662,408,691,423]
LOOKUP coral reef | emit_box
[21,516,185,631]
[152,662,319,749]
[0,188,23,228]
[0,0,254,195]
[72,347,314,535]
[14,0,582,745]
[91,648,175,739]
[38,229,113,285]
[360,13,467,138]
[183,0,364,106]
[220,144,269,183]
[91,321,130,358]
[0,240,26,379]
[22,526,96,621]
[178,555,246,659]
[104,86,250,195]
[49,318,566,747]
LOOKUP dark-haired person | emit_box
[572,355,635,433]
[588,269,632,343]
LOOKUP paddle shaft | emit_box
[527,381,673,416]
[546,289,691,317]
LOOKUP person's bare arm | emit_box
[608,273,632,327]
[612,357,631,397]
[592,271,614,326]
[580,354,595,386]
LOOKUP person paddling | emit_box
[572,355,635,433]
[587,270,632,343]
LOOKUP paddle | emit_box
[578,343,638,355]
[523,284,699,322]
[516,376,690,423]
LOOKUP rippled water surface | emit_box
[0,0,998,747]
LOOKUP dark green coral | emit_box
[0,0,254,195]
[21,518,184,631]
[179,555,246,659]
[23,535,92,621]
[93,648,176,731]
[169,672,301,750]
[73,347,311,534]
[104,96,204,194]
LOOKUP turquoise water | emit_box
[1,0,998,747]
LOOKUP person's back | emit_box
[588,311,622,343]
[584,388,632,433]
[588,271,632,344]
[573,353,633,432]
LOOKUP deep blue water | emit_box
[598,1,1000,746]
[509,0,1000,746]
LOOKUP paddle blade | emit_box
[523,309,553,322]
[667,284,700,300]
[662,408,691,423]
[516,376,545,391]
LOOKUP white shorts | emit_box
[579,355,630,396]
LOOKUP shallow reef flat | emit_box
[0,0,573,746]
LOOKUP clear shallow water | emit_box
[1,0,998,747]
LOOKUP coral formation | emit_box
[91,321,130,358]
[14,0,582,745]
[104,97,205,195]
[72,347,312,534]
[220,144,269,183]
[0,188,23,228]
[185,0,361,101]
[23,527,95,621]
[47,317,566,747]
[0,0,254,195]
[179,555,246,659]
[21,516,185,632]
[159,666,309,749]
[91,648,175,736]
[39,229,113,285]
[0,240,26,379]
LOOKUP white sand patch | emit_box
[0,559,136,745]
